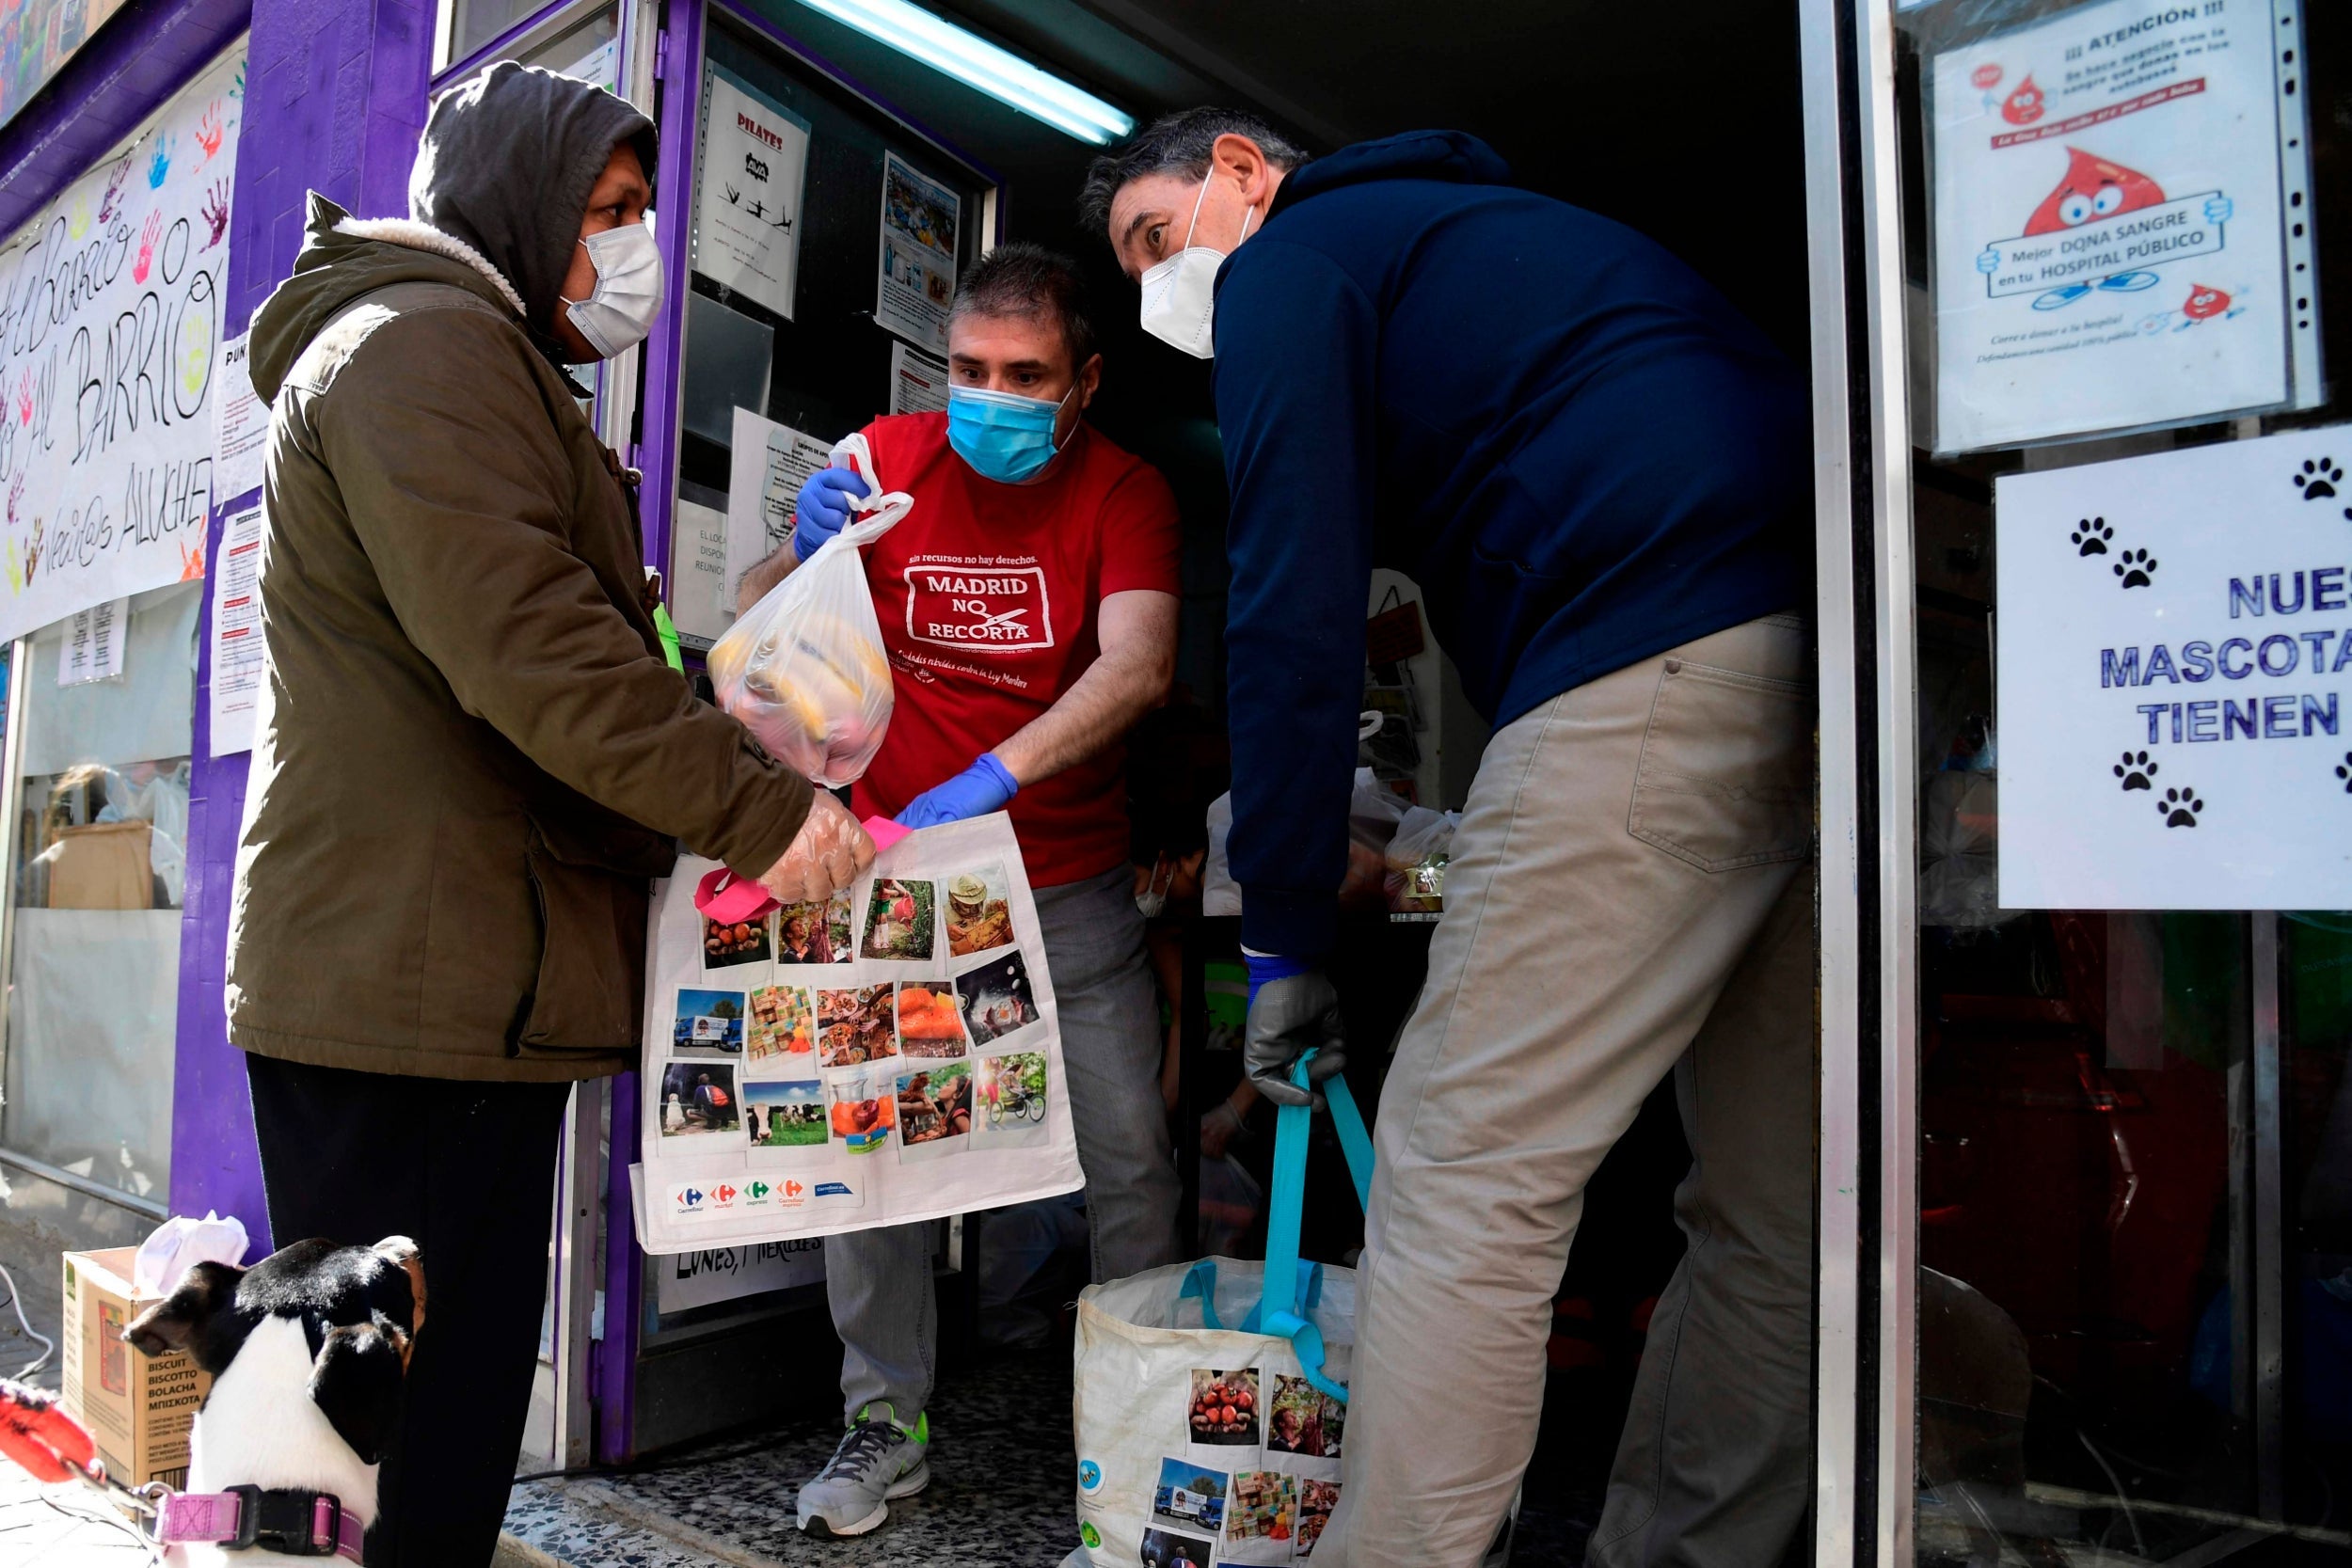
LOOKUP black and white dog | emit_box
[123,1236,424,1564]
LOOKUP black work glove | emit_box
[1244,958,1348,1109]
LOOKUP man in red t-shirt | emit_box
[737,244,1184,1538]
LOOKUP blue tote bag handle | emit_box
[1255,1047,1375,1403]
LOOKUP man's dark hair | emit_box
[948,242,1098,372]
[1077,108,1310,237]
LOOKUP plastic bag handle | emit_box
[1256,1048,1375,1403]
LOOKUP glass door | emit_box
[1860,0,2352,1559]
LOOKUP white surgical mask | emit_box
[1137,172,1255,360]
[562,219,663,358]
[1136,856,1177,918]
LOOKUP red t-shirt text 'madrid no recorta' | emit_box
[848,413,1182,888]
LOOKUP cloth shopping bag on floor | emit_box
[1072,1053,1374,1566]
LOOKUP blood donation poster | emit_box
[693,66,811,322]
[632,814,1083,1254]
[876,152,959,355]
[1994,424,2352,911]
[0,47,242,646]
[1928,0,2310,452]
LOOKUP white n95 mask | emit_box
[1137,172,1256,360]
[563,219,664,358]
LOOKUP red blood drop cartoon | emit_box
[2002,74,2045,124]
[1973,62,2004,90]
[2021,147,2168,236]
[2183,283,2230,320]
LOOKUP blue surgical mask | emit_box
[946,383,1076,484]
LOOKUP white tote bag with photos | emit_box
[630,812,1084,1254]
[1072,1060,1373,1567]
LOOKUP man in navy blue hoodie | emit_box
[1084,113,1817,1566]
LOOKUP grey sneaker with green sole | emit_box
[795,1405,930,1538]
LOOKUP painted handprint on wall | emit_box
[147,133,175,189]
[202,182,230,250]
[98,156,131,224]
[12,377,29,430]
[197,105,224,161]
[66,198,90,240]
[133,212,163,284]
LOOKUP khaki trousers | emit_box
[1316,613,1818,1568]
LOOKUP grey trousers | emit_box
[825,864,1183,1422]
[1317,614,1819,1568]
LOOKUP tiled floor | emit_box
[503,1352,1088,1568]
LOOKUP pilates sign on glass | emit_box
[1996,424,2352,910]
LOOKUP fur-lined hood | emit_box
[247,194,534,404]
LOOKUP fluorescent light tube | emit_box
[795,0,1135,144]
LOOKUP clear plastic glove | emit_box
[793,467,872,561]
[1244,957,1347,1109]
[897,752,1019,829]
[759,790,875,905]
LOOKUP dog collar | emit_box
[153,1484,364,1559]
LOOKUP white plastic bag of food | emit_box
[707,434,913,787]
[1384,806,1458,913]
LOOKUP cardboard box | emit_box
[60,1247,210,1489]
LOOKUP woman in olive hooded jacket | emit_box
[227,63,866,1560]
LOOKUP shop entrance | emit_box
[425,0,1826,1560]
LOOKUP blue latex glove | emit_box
[1244,954,1346,1109]
[792,467,872,561]
[896,753,1019,830]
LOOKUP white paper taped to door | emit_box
[631,812,1082,1255]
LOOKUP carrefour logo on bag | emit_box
[903,563,1054,651]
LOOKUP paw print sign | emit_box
[2113,751,2158,791]
[2295,457,2342,502]
[2071,517,2112,556]
[2157,786,2204,829]
[2113,547,2157,589]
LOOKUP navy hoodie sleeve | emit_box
[1213,239,1377,958]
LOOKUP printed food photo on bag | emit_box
[895,1063,972,1161]
[671,987,746,1057]
[743,1079,826,1150]
[972,1051,1050,1149]
[827,1067,896,1154]
[775,891,854,965]
[1295,1480,1342,1559]
[955,948,1041,1045]
[745,984,815,1063]
[861,876,937,961]
[659,1061,739,1139]
[702,909,773,972]
[895,980,969,1057]
[1221,1469,1299,1564]
[818,985,898,1067]
[1187,1368,1262,1449]
[944,864,1015,955]
[1152,1458,1229,1536]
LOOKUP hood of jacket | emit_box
[1270,129,1515,216]
[411,60,657,336]
[247,193,532,404]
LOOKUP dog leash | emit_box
[2,1376,363,1559]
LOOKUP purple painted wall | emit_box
[169,0,436,1243]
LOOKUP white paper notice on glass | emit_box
[876,152,959,356]
[209,505,264,755]
[693,67,812,323]
[57,597,127,686]
[212,332,267,504]
[889,343,950,416]
[1994,424,2352,911]
[724,407,831,616]
[671,499,733,649]
[1928,0,2314,454]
